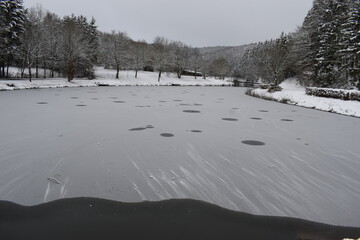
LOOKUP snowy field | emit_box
[250,79,360,118]
[0,86,359,228]
[0,67,231,91]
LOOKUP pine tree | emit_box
[340,0,360,89]
[0,0,26,78]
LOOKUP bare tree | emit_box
[102,31,130,79]
[19,6,45,82]
[152,36,170,82]
[190,48,201,79]
[130,40,148,78]
[62,15,98,81]
[42,12,62,78]
[170,41,190,78]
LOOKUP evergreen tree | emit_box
[0,0,26,78]
[340,0,360,89]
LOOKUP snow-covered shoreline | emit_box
[248,79,360,118]
[0,68,231,91]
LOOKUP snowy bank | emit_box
[0,68,231,91]
[248,78,360,118]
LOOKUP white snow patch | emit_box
[250,78,360,118]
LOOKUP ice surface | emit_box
[0,86,359,227]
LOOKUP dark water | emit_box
[0,198,358,240]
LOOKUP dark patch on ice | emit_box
[218,98,224,100]
[190,130,202,133]
[222,118,238,121]
[281,119,294,122]
[305,143,309,146]
[109,97,118,99]
[250,117,263,120]
[145,106,151,108]
[70,97,79,99]
[113,101,126,103]
[158,101,167,103]
[173,100,183,102]
[129,127,147,131]
[160,133,174,137]
[135,106,145,108]
[232,107,239,110]
[296,138,301,140]
[194,103,203,106]
[37,102,48,104]
[76,104,87,107]
[183,110,201,113]
[91,98,99,100]
[1,198,358,240]
[259,110,269,112]
[179,104,191,106]
[242,140,266,146]
[129,125,154,131]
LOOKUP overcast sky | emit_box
[23,0,314,47]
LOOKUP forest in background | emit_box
[0,0,359,89]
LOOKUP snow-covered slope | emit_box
[250,78,360,118]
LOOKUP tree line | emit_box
[0,1,231,82]
[1,0,359,89]
[236,0,360,89]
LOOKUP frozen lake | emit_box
[0,86,359,227]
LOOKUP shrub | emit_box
[306,88,360,101]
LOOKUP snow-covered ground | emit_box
[0,87,359,227]
[250,78,360,118]
[0,67,231,91]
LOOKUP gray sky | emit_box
[23,0,314,47]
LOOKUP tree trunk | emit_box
[158,70,162,82]
[116,66,120,79]
[28,67,32,82]
[51,59,55,78]
[0,65,3,78]
[43,60,47,79]
[35,59,39,78]
[21,66,25,78]
[6,64,9,78]
[135,70,138,78]
[67,59,75,82]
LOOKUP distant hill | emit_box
[199,43,256,67]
